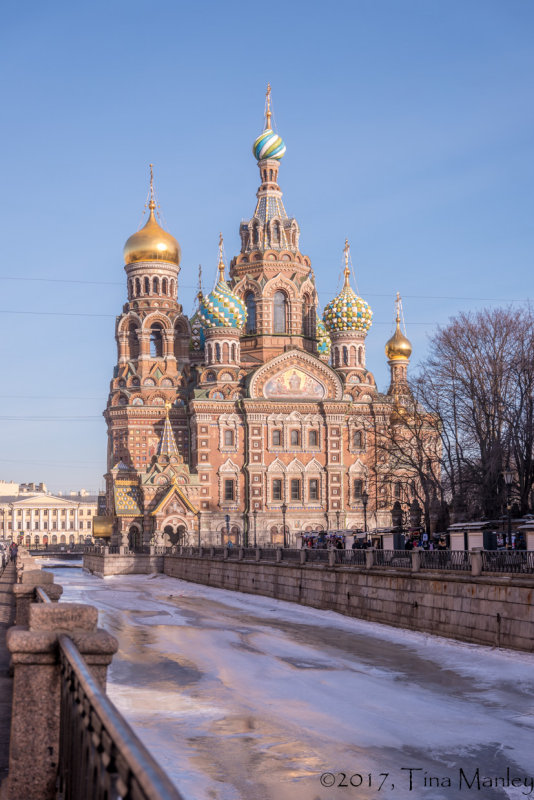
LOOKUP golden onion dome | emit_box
[123,199,181,266]
[385,317,412,360]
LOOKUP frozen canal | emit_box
[48,564,534,800]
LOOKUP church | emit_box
[103,89,414,548]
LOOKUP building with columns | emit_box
[0,487,98,545]
[103,89,421,548]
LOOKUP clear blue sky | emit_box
[0,0,532,494]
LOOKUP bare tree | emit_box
[416,306,534,518]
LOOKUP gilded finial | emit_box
[343,238,351,288]
[265,83,272,130]
[218,232,225,281]
[164,400,172,413]
[395,291,401,325]
[148,163,155,210]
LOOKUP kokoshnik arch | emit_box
[102,87,419,548]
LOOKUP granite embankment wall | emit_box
[83,552,164,577]
[163,556,534,652]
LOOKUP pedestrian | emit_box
[227,540,233,548]
[437,537,447,551]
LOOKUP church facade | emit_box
[103,91,414,548]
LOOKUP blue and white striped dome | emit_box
[253,128,286,161]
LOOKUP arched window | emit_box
[150,323,164,358]
[215,343,221,362]
[231,343,237,362]
[302,294,314,337]
[343,346,349,366]
[144,277,150,294]
[308,430,318,447]
[395,482,402,499]
[358,347,363,365]
[273,291,287,334]
[290,429,300,446]
[162,278,168,295]
[170,279,175,297]
[353,430,363,449]
[153,277,159,294]
[223,342,229,363]
[245,292,256,334]
[253,222,260,244]
[224,430,234,446]
[272,429,282,446]
[135,278,141,297]
[353,479,363,499]
[127,322,139,359]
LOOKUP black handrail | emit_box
[58,634,184,800]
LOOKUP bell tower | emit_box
[230,86,319,363]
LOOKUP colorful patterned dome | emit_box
[323,246,373,334]
[253,128,286,161]
[316,314,331,358]
[198,241,247,330]
[323,284,372,334]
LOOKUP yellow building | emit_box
[0,488,98,546]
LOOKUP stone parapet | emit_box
[5,602,118,800]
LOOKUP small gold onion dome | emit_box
[123,200,181,265]
[385,317,412,360]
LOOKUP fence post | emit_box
[471,548,482,577]
[328,549,335,567]
[5,603,118,800]
[411,550,421,572]
[276,548,283,562]
[255,547,261,562]
[238,547,244,561]
[300,549,307,565]
[365,547,375,569]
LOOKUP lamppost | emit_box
[225,513,230,545]
[253,508,257,547]
[503,466,513,547]
[197,511,201,548]
[281,502,287,548]
[336,509,341,531]
[362,490,369,541]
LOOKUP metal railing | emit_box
[304,549,330,563]
[481,550,534,574]
[419,550,471,571]
[334,549,367,566]
[57,634,184,800]
[84,544,534,577]
[374,549,412,568]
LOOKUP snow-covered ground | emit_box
[49,566,534,800]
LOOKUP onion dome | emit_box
[323,241,373,334]
[385,294,412,360]
[123,166,181,265]
[198,235,247,330]
[252,83,286,161]
[316,314,331,357]
[253,129,286,161]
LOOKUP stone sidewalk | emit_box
[0,563,15,786]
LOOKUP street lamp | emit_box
[362,490,369,541]
[197,511,201,548]
[253,508,257,547]
[503,466,513,547]
[336,510,340,530]
[225,513,230,546]
[281,502,287,548]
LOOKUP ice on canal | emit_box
[50,566,534,800]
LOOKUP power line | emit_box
[0,275,527,304]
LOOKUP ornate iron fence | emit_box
[242,547,257,559]
[334,549,367,566]
[481,550,534,574]
[419,550,470,571]
[259,548,278,561]
[281,549,301,562]
[305,549,330,563]
[374,549,412,568]
[57,635,183,800]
